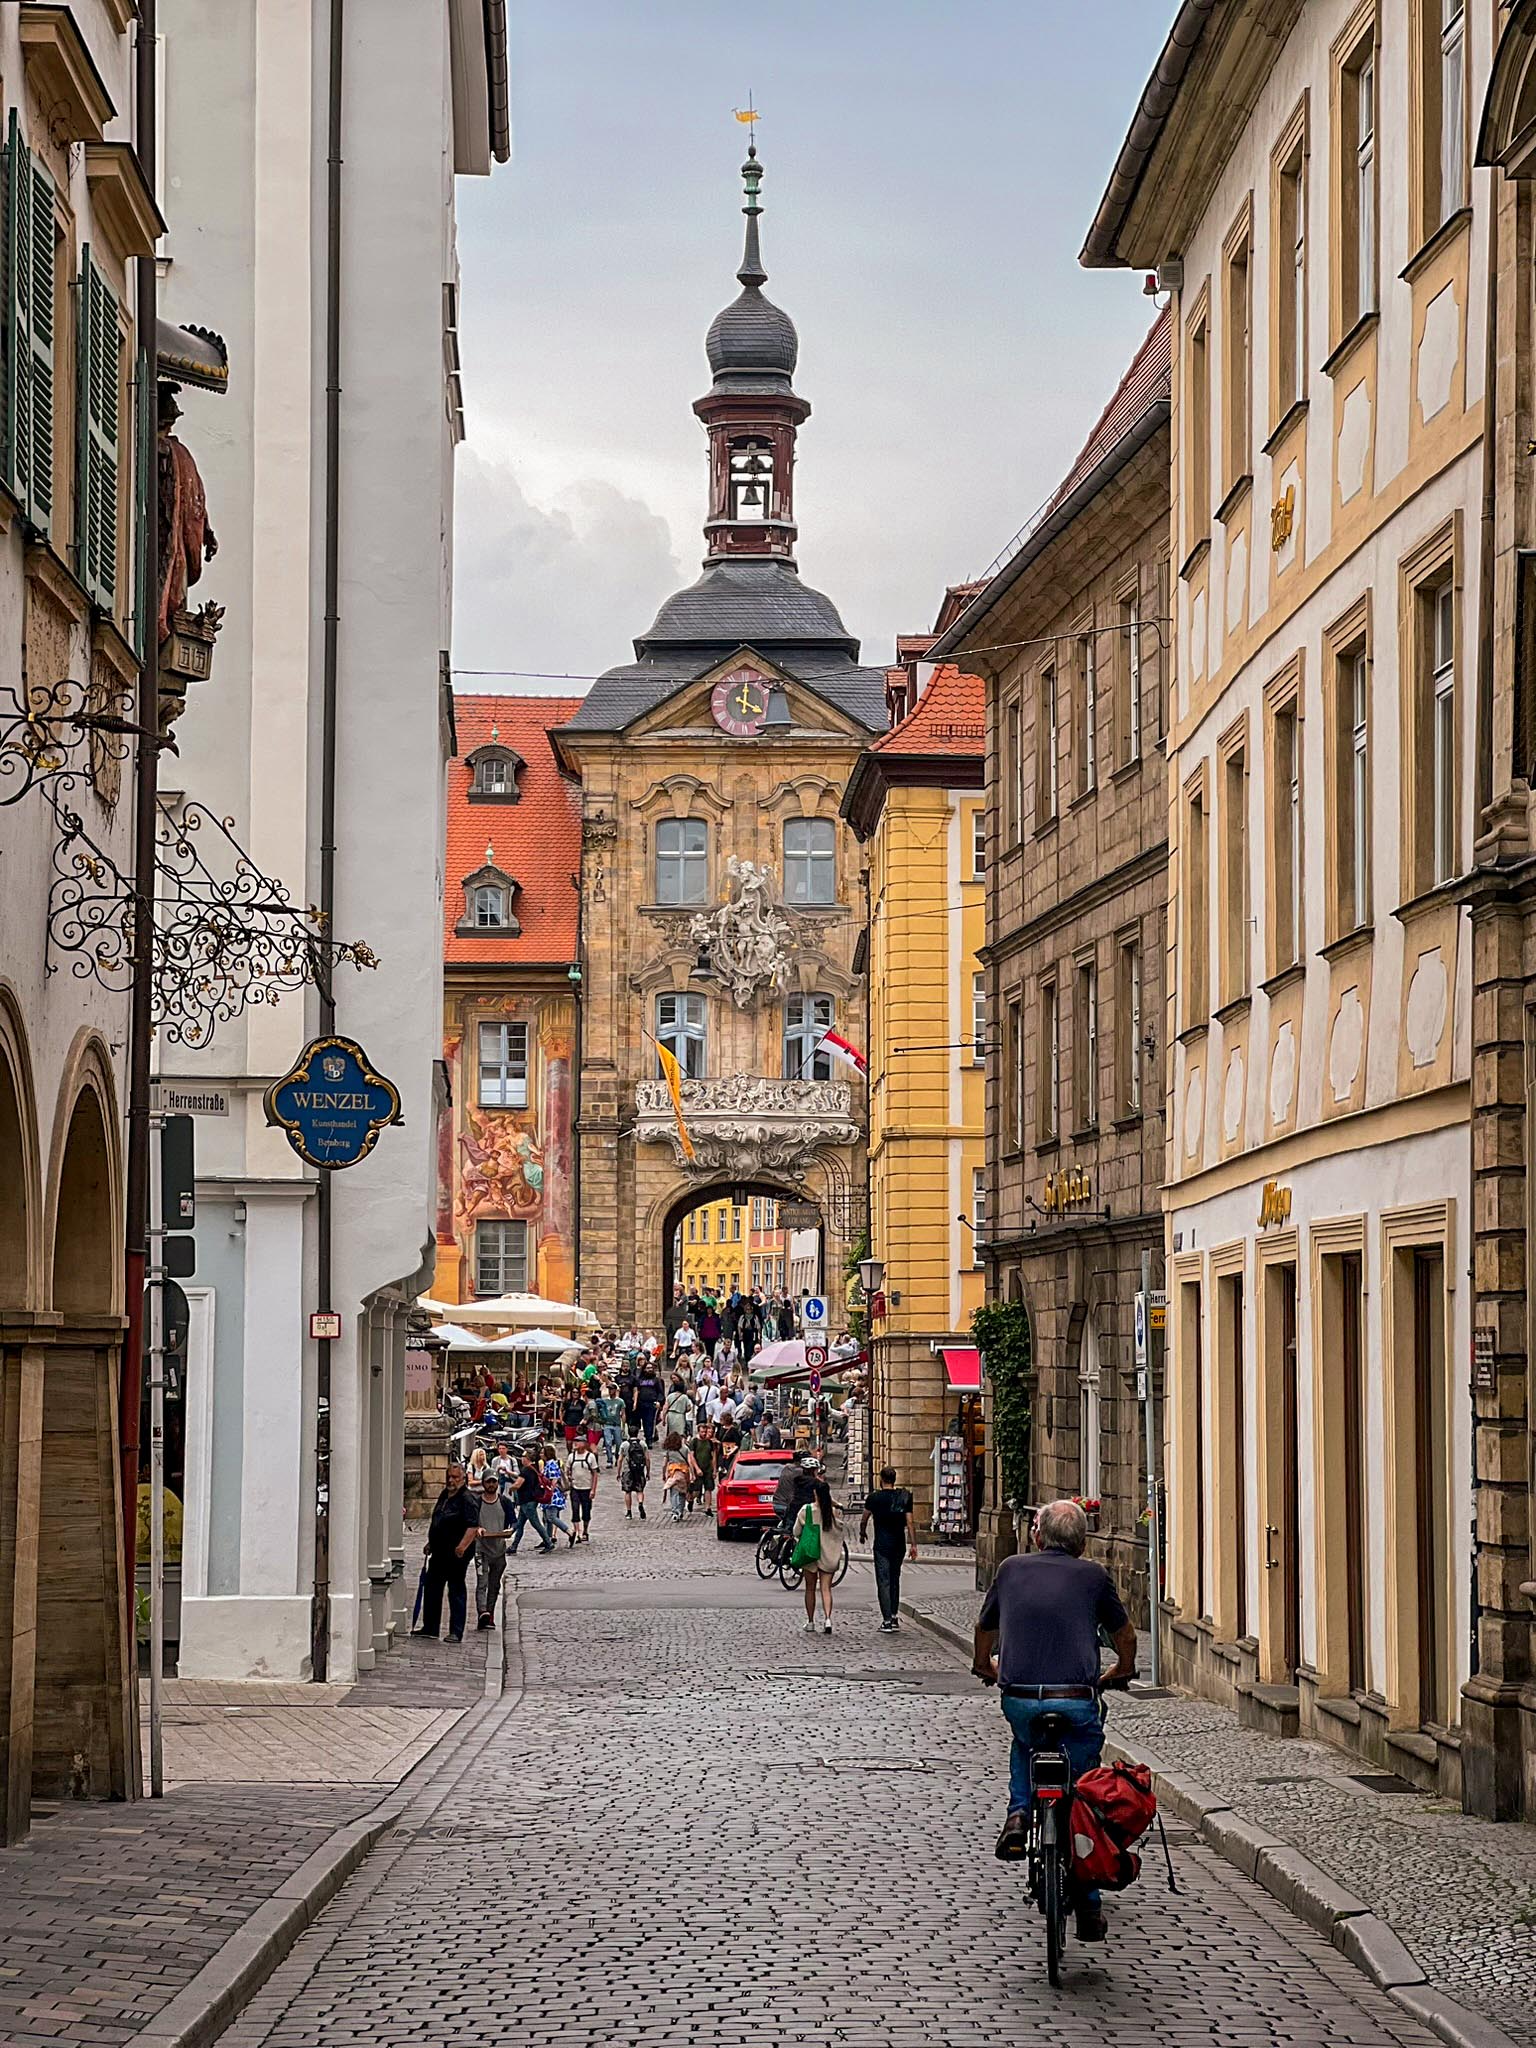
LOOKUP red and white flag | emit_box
[818,1029,867,1076]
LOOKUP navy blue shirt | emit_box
[977,1549,1129,1687]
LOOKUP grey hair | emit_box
[1036,1499,1089,1556]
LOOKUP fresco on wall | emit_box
[456,1108,544,1226]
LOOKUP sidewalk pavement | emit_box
[900,1580,1536,2048]
[0,1612,499,2048]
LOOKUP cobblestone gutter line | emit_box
[901,1600,1523,2048]
[132,1613,510,2048]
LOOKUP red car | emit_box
[716,1448,792,1538]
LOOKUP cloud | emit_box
[451,451,684,689]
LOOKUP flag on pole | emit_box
[654,1038,696,1160]
[818,1029,867,1076]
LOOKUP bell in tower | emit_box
[695,142,810,562]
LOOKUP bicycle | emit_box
[1022,1710,1076,1987]
[754,1514,851,1591]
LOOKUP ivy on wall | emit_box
[972,1299,1032,1512]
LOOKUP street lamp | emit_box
[856,1256,885,1297]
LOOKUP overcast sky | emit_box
[451,1,1170,692]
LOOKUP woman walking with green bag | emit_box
[792,1476,845,1635]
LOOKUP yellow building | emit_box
[843,654,987,1527]
[678,1198,748,1297]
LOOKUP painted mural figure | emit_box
[456,1108,544,1224]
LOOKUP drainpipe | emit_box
[120,0,159,1647]
[310,0,344,1685]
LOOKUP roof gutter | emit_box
[928,398,1170,663]
[1080,0,1219,269]
[482,0,511,164]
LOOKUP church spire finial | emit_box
[733,104,767,288]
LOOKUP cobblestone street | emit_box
[219,1504,1443,2048]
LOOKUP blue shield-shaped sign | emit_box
[264,1035,401,1170]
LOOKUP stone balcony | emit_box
[633,1072,860,1177]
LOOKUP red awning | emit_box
[941,1346,981,1390]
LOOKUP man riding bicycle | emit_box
[971,1498,1137,1943]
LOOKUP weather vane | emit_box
[733,97,760,145]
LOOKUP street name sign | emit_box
[154,1084,230,1117]
[265,1035,401,1169]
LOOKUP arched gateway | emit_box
[553,145,878,1330]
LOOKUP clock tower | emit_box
[551,143,886,1330]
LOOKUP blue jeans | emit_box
[1000,1693,1105,1907]
[602,1423,622,1463]
[508,1502,551,1552]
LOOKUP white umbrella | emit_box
[424,1291,598,1331]
[475,1328,575,1355]
[429,1321,485,1350]
[751,1338,807,1376]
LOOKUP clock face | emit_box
[710,667,770,737]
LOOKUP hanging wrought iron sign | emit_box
[265,1035,401,1169]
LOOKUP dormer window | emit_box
[455,857,521,937]
[467,742,524,802]
[729,438,773,523]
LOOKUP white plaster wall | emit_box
[1169,1118,1472,1702]
[158,0,478,1681]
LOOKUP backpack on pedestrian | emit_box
[1067,1762,1158,1892]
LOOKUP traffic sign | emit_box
[809,1371,822,1396]
[1134,1292,1147,1366]
[801,1295,827,1326]
[805,1343,828,1370]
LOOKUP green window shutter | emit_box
[3,108,33,514]
[28,153,54,535]
[75,247,120,610]
[131,343,153,656]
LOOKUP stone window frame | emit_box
[476,1018,530,1110]
[1071,606,1098,802]
[1322,591,1374,944]
[1217,711,1252,1014]
[782,814,838,907]
[653,815,711,907]
[1263,653,1307,986]
[1182,279,1213,570]
[1269,92,1311,434]
[1035,971,1060,1151]
[1002,687,1024,845]
[1330,0,1381,350]
[1003,991,1025,1158]
[1220,194,1255,505]
[1071,945,1099,1135]
[656,989,708,1079]
[1378,1198,1457,1732]
[1034,660,1059,830]
[1398,513,1462,906]
[1114,921,1143,1123]
[1113,566,1144,771]
[1309,1213,1371,1697]
[1408,0,1470,260]
[1181,758,1212,1033]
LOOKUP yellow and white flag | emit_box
[654,1038,695,1162]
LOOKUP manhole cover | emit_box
[1349,1773,1419,1795]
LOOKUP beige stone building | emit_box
[0,3,169,1838]
[552,147,880,1326]
[1085,1,1486,1796]
[1461,0,1536,1823]
[929,315,1172,1612]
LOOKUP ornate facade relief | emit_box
[634,1071,859,1177]
[685,856,796,1007]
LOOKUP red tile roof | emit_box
[1045,309,1171,514]
[869,664,986,758]
[444,694,584,967]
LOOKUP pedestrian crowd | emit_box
[414,1296,879,1642]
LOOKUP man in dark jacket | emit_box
[414,1462,480,1641]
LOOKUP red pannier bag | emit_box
[1069,1762,1157,1892]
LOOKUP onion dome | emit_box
[703,143,798,389]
